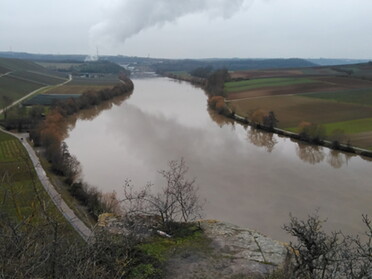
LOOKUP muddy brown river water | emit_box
[65,77,372,241]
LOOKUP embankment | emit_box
[29,77,134,220]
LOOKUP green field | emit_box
[36,61,83,71]
[226,63,372,150]
[70,75,120,85]
[23,94,81,106]
[321,118,372,135]
[0,58,68,108]
[46,75,120,95]
[302,88,372,106]
[0,131,45,217]
[0,130,79,263]
[229,95,372,127]
[0,65,9,74]
[46,84,112,95]
[10,70,67,85]
[224,77,316,93]
[0,76,43,107]
[0,132,50,217]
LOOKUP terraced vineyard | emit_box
[0,57,68,108]
[0,130,77,249]
[0,135,23,162]
[9,70,66,85]
[0,131,44,216]
[0,75,42,104]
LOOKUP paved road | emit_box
[1,129,93,241]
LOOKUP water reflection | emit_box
[294,140,360,169]
[247,128,278,153]
[327,150,346,169]
[205,108,367,168]
[65,77,372,241]
[296,142,325,165]
[66,94,129,132]
[76,94,129,122]
[207,108,236,128]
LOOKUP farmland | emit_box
[225,77,316,93]
[302,88,372,106]
[0,57,68,108]
[0,57,124,110]
[226,63,372,150]
[0,75,42,105]
[45,75,121,95]
[36,61,83,71]
[0,132,41,218]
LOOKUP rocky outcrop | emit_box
[97,215,288,278]
[165,220,288,279]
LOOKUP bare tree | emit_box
[341,215,372,279]
[282,212,372,279]
[122,158,203,232]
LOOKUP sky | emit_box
[0,0,372,59]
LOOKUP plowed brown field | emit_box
[227,65,372,150]
[228,95,372,129]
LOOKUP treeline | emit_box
[152,58,316,73]
[29,77,133,219]
[185,67,231,97]
[1,105,45,131]
[72,60,130,76]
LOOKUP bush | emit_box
[208,96,229,115]
[281,212,372,279]
[298,122,325,143]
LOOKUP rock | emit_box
[165,220,287,279]
[98,214,288,278]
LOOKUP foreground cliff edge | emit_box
[99,214,287,278]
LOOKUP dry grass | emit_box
[349,131,372,150]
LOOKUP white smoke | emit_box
[90,0,249,46]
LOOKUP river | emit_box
[65,77,372,241]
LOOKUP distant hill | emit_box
[0,51,86,62]
[72,60,129,75]
[307,58,371,66]
[2,51,372,73]
[144,58,316,75]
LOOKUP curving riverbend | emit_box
[65,77,372,241]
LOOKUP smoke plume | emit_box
[90,0,248,47]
